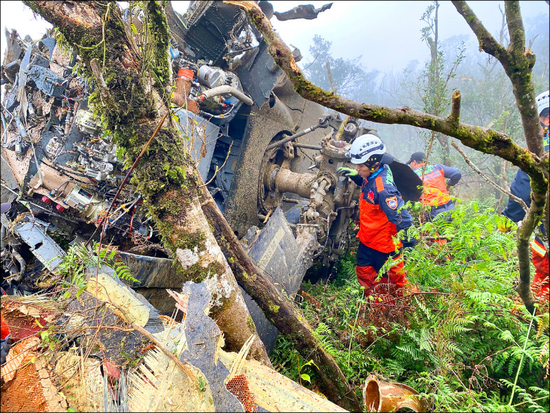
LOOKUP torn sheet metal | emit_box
[174,109,219,181]
[179,281,244,412]
[241,206,315,354]
[12,217,66,272]
[26,65,67,97]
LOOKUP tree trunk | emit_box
[24,0,271,366]
[452,0,547,313]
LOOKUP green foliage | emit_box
[271,199,549,412]
[57,242,140,288]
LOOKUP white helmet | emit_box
[347,134,386,165]
[536,90,549,116]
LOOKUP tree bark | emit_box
[227,0,548,313]
[24,0,271,365]
[22,1,365,408]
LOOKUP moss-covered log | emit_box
[227,0,548,314]
[24,0,270,365]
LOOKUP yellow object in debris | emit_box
[87,272,150,326]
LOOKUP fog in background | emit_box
[2,1,547,72]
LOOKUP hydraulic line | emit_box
[196,85,253,106]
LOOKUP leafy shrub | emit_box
[272,199,549,412]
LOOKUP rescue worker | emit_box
[407,152,462,221]
[502,90,549,298]
[338,134,415,297]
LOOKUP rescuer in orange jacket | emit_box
[338,134,415,297]
[407,152,462,221]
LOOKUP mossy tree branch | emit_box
[505,1,526,58]
[451,1,509,63]
[227,0,547,313]
[22,3,366,404]
[452,1,541,158]
[448,89,461,125]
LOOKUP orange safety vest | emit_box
[358,176,402,253]
[413,163,451,207]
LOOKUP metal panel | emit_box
[13,219,66,271]
[241,207,302,353]
[26,65,66,97]
[236,40,282,107]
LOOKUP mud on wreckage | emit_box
[1,1,419,357]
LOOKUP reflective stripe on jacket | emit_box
[358,165,412,253]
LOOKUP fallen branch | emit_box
[225,0,546,314]
[197,179,362,411]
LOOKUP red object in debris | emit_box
[1,313,10,340]
[178,68,194,80]
[103,359,121,379]
[41,196,51,204]
[1,305,56,341]
[55,204,65,212]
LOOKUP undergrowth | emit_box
[271,199,549,412]
[56,242,139,288]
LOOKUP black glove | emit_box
[401,237,417,249]
[337,167,358,178]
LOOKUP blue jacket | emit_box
[502,126,549,239]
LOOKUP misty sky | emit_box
[1,1,548,74]
[267,1,549,72]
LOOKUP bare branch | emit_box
[504,1,525,56]
[453,2,540,158]
[452,1,510,64]
[227,0,548,314]
[451,141,528,212]
[325,60,337,94]
[225,1,544,179]
[448,90,461,124]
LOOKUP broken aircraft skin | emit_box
[1,1,420,354]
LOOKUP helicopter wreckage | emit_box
[1,0,421,366]
[0,2,429,411]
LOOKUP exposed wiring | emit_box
[200,141,233,187]
[50,179,71,196]
[109,194,141,225]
